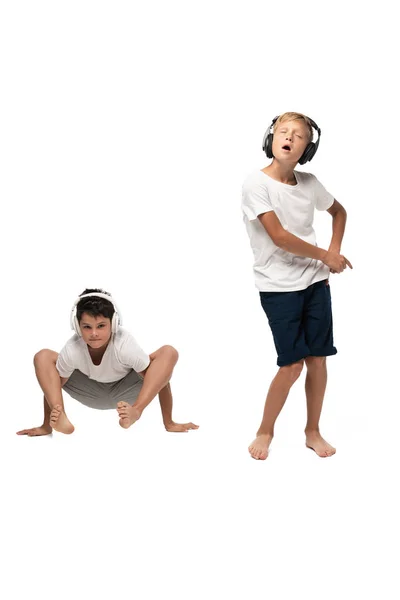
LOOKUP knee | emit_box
[33,349,55,367]
[160,345,179,364]
[282,360,304,383]
[305,356,326,370]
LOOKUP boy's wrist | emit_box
[320,249,329,263]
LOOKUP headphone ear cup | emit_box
[70,304,81,336]
[266,133,274,158]
[299,142,315,165]
[73,315,82,336]
[112,312,119,334]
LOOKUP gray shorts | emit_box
[62,369,144,410]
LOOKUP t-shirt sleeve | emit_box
[311,174,335,211]
[117,332,151,373]
[242,178,274,221]
[56,343,76,378]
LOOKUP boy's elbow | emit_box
[273,231,287,248]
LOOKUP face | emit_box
[271,119,310,163]
[79,312,112,349]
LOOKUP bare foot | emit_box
[117,402,142,429]
[49,405,75,434]
[305,430,336,457]
[164,421,199,433]
[248,433,273,460]
[16,425,53,437]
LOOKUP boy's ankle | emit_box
[305,427,320,435]
[256,430,274,438]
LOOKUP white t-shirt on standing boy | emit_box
[242,169,334,292]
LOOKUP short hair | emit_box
[273,112,314,142]
[76,288,115,323]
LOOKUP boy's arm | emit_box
[326,199,347,253]
[258,211,328,261]
[258,211,352,272]
[56,344,75,379]
[118,331,151,376]
[137,357,152,378]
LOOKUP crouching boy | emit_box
[17,289,199,436]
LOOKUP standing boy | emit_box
[17,289,199,436]
[242,112,352,460]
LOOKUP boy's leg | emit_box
[17,349,74,435]
[302,281,337,457]
[304,356,336,457]
[249,360,304,460]
[158,382,199,432]
[117,345,198,431]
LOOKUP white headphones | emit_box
[70,293,123,337]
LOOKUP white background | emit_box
[1,1,399,598]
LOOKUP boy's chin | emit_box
[278,151,298,160]
[275,155,299,166]
[87,339,109,348]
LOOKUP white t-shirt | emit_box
[56,327,151,383]
[242,169,334,292]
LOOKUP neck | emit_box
[263,160,297,184]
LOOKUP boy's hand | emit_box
[322,250,353,273]
[164,420,199,433]
[16,425,52,436]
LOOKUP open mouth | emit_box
[282,145,291,151]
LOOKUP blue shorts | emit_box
[259,279,337,367]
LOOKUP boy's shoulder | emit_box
[242,169,267,188]
[295,170,316,183]
[114,327,130,340]
[113,327,136,347]
[60,333,84,356]
[64,333,81,346]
